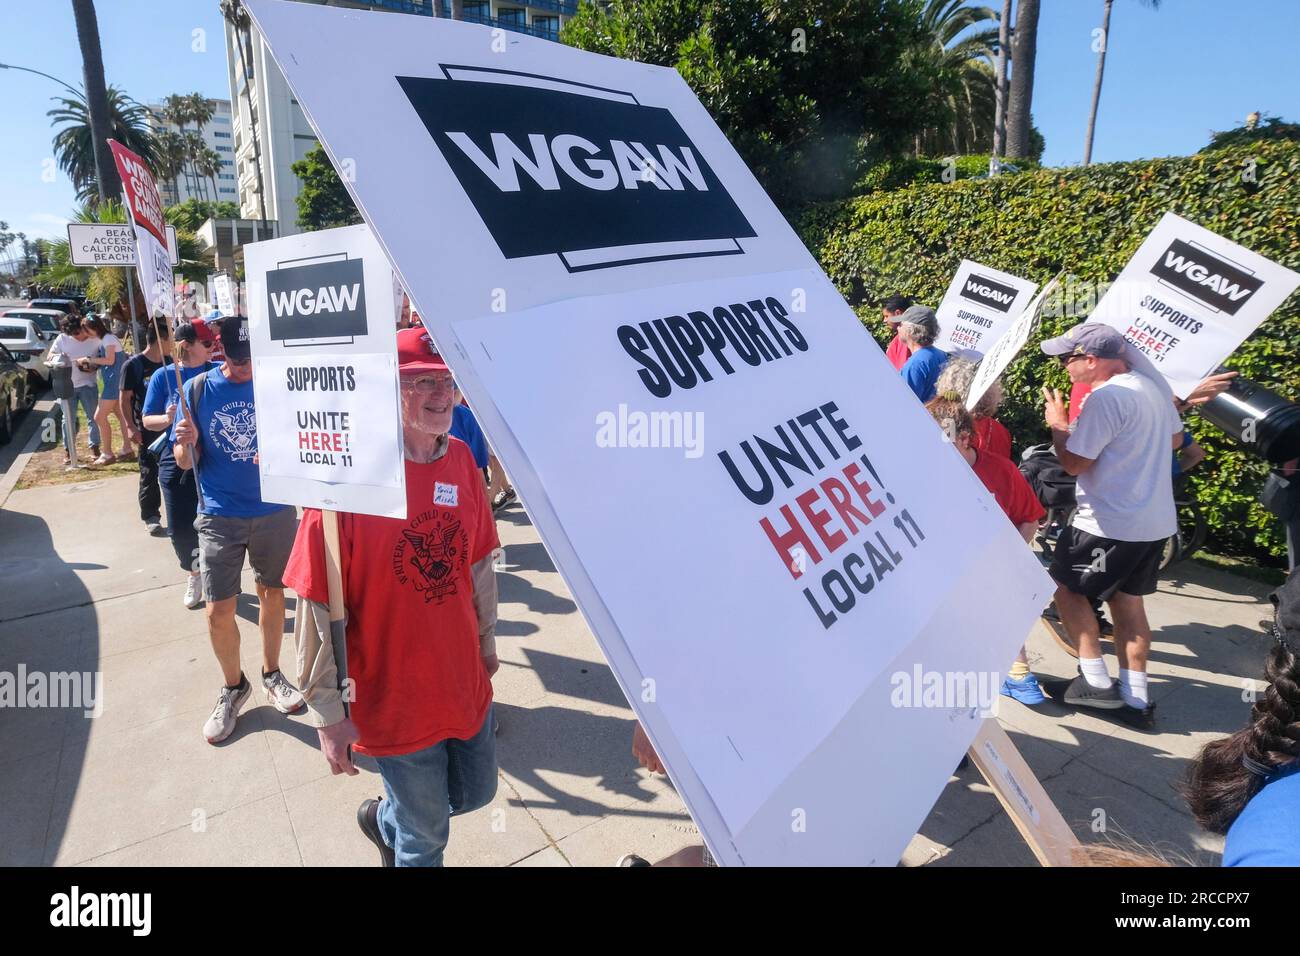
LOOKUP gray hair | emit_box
[934,356,1004,416]
[900,319,937,349]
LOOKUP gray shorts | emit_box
[195,508,297,602]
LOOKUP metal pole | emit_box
[125,269,143,353]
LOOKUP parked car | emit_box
[0,316,54,388]
[0,343,34,445]
[1,307,63,339]
[28,297,78,315]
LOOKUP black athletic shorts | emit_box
[1049,527,1165,601]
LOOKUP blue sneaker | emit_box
[1001,673,1047,706]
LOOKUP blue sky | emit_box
[1,0,1297,243]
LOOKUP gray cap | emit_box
[1039,322,1127,360]
[898,304,939,337]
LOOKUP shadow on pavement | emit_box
[0,509,97,865]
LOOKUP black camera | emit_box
[1201,375,1300,464]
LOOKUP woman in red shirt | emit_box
[935,357,1013,459]
[928,393,1048,705]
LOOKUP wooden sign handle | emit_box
[967,718,1081,867]
[322,509,346,623]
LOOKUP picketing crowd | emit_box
[30,284,1300,870]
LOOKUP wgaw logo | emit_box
[960,273,1018,313]
[1149,238,1264,315]
[266,257,368,345]
[397,65,756,272]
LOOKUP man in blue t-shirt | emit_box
[897,305,949,403]
[449,380,490,480]
[175,316,305,744]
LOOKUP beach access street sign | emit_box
[245,224,406,519]
[934,260,1038,358]
[1091,212,1300,397]
[108,140,174,319]
[67,223,179,267]
[246,0,1052,865]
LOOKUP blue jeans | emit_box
[62,385,100,456]
[374,705,497,867]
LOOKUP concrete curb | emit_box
[0,397,59,510]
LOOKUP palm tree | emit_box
[1082,0,1161,165]
[194,147,224,203]
[153,128,189,204]
[70,0,118,203]
[49,86,159,203]
[991,0,1012,161]
[1005,0,1040,159]
[910,0,1001,156]
[220,0,268,222]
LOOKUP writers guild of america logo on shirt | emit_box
[208,401,258,462]
[391,509,469,604]
[434,482,458,507]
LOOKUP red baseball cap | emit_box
[176,318,217,346]
[396,327,449,375]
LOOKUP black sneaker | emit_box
[617,853,651,867]
[357,798,395,867]
[1063,673,1125,710]
[1113,701,1157,730]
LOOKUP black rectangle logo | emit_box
[397,68,756,271]
[266,259,368,343]
[1149,238,1263,315]
[960,273,1019,313]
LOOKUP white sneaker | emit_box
[203,678,252,744]
[262,669,306,714]
[183,575,203,609]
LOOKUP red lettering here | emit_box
[760,505,821,579]
[843,463,887,518]
[820,475,873,534]
[797,487,847,554]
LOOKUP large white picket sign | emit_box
[245,224,406,518]
[245,0,1052,864]
[1090,212,1300,397]
[934,259,1038,357]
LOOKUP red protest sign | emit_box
[108,139,167,244]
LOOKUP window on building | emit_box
[464,1,489,20]
[497,7,525,26]
[220,174,235,181]
[214,131,232,139]
[534,14,560,38]
[216,145,233,153]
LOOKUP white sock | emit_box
[1119,669,1148,709]
[1080,657,1112,690]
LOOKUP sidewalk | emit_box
[0,474,1277,866]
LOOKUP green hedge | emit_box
[799,140,1300,562]
[852,153,1040,196]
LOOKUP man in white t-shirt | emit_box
[1040,323,1182,725]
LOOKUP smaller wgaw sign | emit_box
[245,223,406,519]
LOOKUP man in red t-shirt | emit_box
[927,395,1048,705]
[881,294,913,371]
[284,328,500,867]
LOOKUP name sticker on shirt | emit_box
[434,482,459,507]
